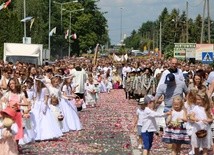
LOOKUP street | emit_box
[20,89,212,155]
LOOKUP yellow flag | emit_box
[30,18,35,31]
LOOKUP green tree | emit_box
[0,0,109,59]
[123,30,141,49]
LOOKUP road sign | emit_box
[202,52,213,64]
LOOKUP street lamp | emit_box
[24,0,26,42]
[48,0,51,57]
[53,0,78,33]
[21,0,32,43]
[63,8,84,57]
[53,0,78,57]
[120,7,123,43]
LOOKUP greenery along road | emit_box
[0,0,108,58]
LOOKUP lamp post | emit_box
[120,7,123,43]
[53,0,78,57]
[53,1,78,34]
[48,0,51,56]
[63,8,84,57]
[23,0,26,42]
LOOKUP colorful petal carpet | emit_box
[20,89,213,155]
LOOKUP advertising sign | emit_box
[174,43,196,59]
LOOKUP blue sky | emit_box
[97,0,214,45]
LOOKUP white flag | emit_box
[113,53,121,62]
[49,27,56,36]
[121,55,124,62]
[72,33,77,39]
[21,16,33,22]
[124,54,128,61]
[65,30,69,39]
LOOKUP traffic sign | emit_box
[202,52,213,64]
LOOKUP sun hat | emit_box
[1,107,16,119]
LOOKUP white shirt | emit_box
[207,71,214,84]
[140,107,165,132]
[154,68,164,78]
[192,105,208,130]
[122,66,131,77]
[136,108,144,126]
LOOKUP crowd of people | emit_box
[0,55,214,155]
[131,58,214,155]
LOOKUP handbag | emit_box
[195,130,207,138]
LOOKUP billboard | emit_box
[174,43,196,59]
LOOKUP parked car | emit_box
[130,50,146,56]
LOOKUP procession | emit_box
[0,0,214,155]
[0,55,213,155]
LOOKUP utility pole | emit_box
[159,21,162,56]
[186,1,188,43]
[200,0,206,43]
[207,0,211,43]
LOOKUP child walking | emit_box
[189,92,213,155]
[85,77,98,107]
[184,89,197,155]
[162,96,190,155]
[0,107,18,155]
[140,95,167,155]
[133,98,145,149]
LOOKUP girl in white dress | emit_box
[32,78,62,141]
[49,96,64,130]
[85,77,98,107]
[162,96,190,155]
[189,92,213,155]
[19,79,36,145]
[49,76,82,132]
[62,77,82,130]
[184,89,197,155]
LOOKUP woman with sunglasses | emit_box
[0,67,13,94]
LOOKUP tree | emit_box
[57,0,109,56]
[123,30,141,49]
[0,0,109,59]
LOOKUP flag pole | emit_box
[93,44,99,66]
